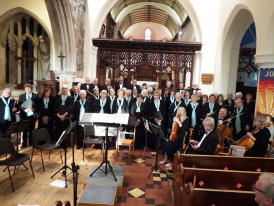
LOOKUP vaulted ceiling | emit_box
[111,0,188,37]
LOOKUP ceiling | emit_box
[111,0,188,37]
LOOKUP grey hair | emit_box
[235,92,243,98]
[126,89,132,94]
[79,90,86,95]
[59,84,71,96]
[175,92,181,98]
[259,173,274,201]
[1,88,12,97]
[73,85,79,90]
[203,117,215,127]
[227,92,233,96]
[100,90,108,96]
[141,89,148,95]
[235,99,243,104]
[154,82,159,86]
[147,87,153,92]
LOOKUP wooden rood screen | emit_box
[92,39,202,89]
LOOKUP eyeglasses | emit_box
[252,184,270,197]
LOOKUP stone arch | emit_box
[263,11,274,54]
[218,4,255,96]
[91,0,202,42]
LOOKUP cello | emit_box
[214,122,232,154]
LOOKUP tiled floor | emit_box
[113,150,174,206]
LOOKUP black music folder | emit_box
[59,105,68,115]
[39,108,49,118]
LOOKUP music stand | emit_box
[4,120,31,153]
[51,121,75,187]
[79,113,131,181]
[147,122,168,178]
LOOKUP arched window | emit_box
[145,28,151,40]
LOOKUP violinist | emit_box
[211,107,230,129]
[160,107,189,167]
[231,99,252,140]
[186,117,218,155]
[244,115,271,157]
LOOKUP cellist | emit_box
[211,107,230,129]
[160,107,189,167]
[244,115,271,157]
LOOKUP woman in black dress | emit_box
[160,107,189,167]
[130,94,147,148]
[73,90,93,149]
[244,115,271,157]
[203,94,219,118]
[37,88,55,141]
[112,89,128,114]
[108,88,116,114]
[94,90,110,114]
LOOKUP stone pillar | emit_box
[17,17,22,84]
[90,46,98,80]
[194,51,202,86]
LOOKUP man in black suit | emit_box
[166,81,172,91]
[211,107,230,130]
[80,77,92,98]
[90,78,102,93]
[153,82,159,91]
[176,82,185,93]
[129,79,141,94]
[223,93,235,115]
[186,117,219,155]
[18,84,39,148]
[115,76,127,93]
[102,78,112,91]
[189,83,201,95]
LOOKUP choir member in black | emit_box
[124,89,134,112]
[216,94,224,106]
[142,83,147,90]
[232,99,252,140]
[168,92,186,128]
[167,88,176,108]
[188,83,201,95]
[102,78,112,91]
[129,79,141,94]
[160,107,189,167]
[223,93,235,115]
[176,82,185,93]
[158,89,163,100]
[211,107,229,129]
[202,94,208,106]
[94,90,111,114]
[186,94,202,139]
[213,92,218,99]
[112,89,128,114]
[115,76,127,93]
[147,87,153,102]
[184,92,191,107]
[141,89,150,109]
[197,90,202,105]
[235,92,243,100]
[147,90,166,148]
[54,84,73,144]
[37,88,55,141]
[130,94,147,148]
[72,86,80,106]
[166,81,172,91]
[244,93,255,117]
[132,88,138,100]
[162,88,169,102]
[186,117,218,155]
[73,90,93,149]
[203,94,219,118]
[90,88,100,112]
[244,115,271,157]
[180,90,186,100]
[153,82,159,91]
[90,78,102,93]
[108,88,116,114]
[0,88,18,138]
[80,77,92,98]
[18,84,39,148]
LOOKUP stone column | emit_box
[194,51,202,86]
[90,46,98,80]
[17,16,22,84]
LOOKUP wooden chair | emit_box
[266,138,274,157]
[116,126,136,161]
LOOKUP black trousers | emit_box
[0,121,12,138]
[163,139,181,162]
[38,118,55,142]
[22,115,36,146]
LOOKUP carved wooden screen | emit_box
[93,39,202,89]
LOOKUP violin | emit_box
[235,122,272,150]
[182,132,188,150]
[169,113,180,141]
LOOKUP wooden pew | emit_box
[174,164,261,206]
[173,152,274,174]
[182,182,257,206]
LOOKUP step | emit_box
[84,165,125,197]
[78,184,117,206]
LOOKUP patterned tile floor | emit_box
[113,149,174,206]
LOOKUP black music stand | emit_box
[147,123,168,178]
[79,113,132,181]
[51,121,75,187]
[4,120,31,153]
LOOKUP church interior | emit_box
[0,0,274,206]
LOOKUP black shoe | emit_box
[20,144,26,148]
[167,169,173,173]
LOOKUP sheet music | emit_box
[90,113,115,123]
[114,113,129,124]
